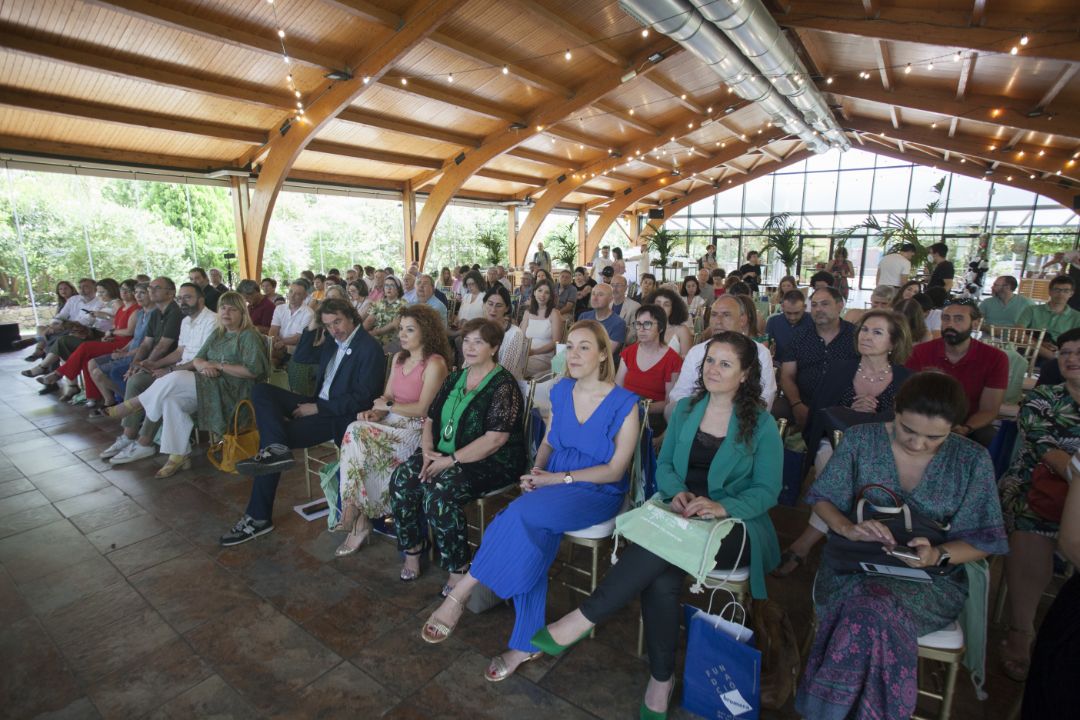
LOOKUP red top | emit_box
[110,302,140,336]
[248,297,277,328]
[905,338,1009,418]
[620,343,683,402]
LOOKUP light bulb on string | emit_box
[400,77,407,86]
[1030,174,1036,179]
[502,65,508,75]
[277,29,285,38]
[1020,34,1029,46]
[283,55,291,64]
[1011,46,1019,55]
[294,89,301,98]
[362,76,370,84]
[564,49,572,61]
[296,101,303,109]
[641,28,649,38]
[954,51,962,61]
[904,63,912,74]
[927,61,934,70]
[826,76,833,84]
[447,73,453,83]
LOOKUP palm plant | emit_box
[647,227,680,281]
[476,225,505,266]
[548,224,578,269]
[762,213,800,276]
[842,178,945,276]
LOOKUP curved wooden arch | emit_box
[411,39,678,269]
[239,0,465,279]
[582,131,789,262]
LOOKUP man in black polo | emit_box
[777,286,858,430]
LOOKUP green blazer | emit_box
[657,396,783,598]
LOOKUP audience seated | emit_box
[102,282,218,467]
[263,279,283,305]
[1018,274,1080,360]
[520,279,562,379]
[796,372,1007,720]
[269,280,314,367]
[208,268,228,294]
[483,285,527,379]
[895,279,922,303]
[771,275,798,306]
[36,279,140,402]
[679,276,707,320]
[925,286,948,338]
[906,298,1007,447]
[23,278,101,365]
[633,272,657,303]
[554,269,577,318]
[610,274,640,344]
[892,297,931,343]
[188,267,220,311]
[765,289,810,360]
[827,247,855,300]
[23,280,74,359]
[413,274,448,327]
[346,279,369,318]
[777,286,858,429]
[579,283,627,358]
[456,270,487,323]
[646,287,692,357]
[221,299,384,546]
[287,304,327,397]
[774,309,914,577]
[616,304,682,425]
[86,282,153,414]
[670,294,776,417]
[390,318,526,584]
[571,266,596,319]
[533,331,782,718]
[334,305,451,557]
[418,321,639,682]
[236,279,276,333]
[842,284,894,324]
[980,275,1032,328]
[997,327,1080,680]
[363,275,406,346]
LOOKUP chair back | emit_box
[523,371,556,467]
[984,326,1045,377]
[384,352,394,385]
[776,417,788,439]
[629,398,652,507]
[513,337,532,378]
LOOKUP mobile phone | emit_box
[860,562,932,583]
[81,308,93,313]
[885,547,921,562]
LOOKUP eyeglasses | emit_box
[1050,287,1074,294]
[633,320,656,330]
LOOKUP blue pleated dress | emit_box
[470,378,639,651]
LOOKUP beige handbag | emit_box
[208,400,260,474]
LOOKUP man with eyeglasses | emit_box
[413,274,448,326]
[668,294,776,419]
[907,298,1008,447]
[1019,275,1080,361]
[980,275,1033,329]
[579,282,627,356]
[611,274,641,343]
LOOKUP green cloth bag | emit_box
[318,459,341,530]
[612,494,737,592]
[960,559,991,701]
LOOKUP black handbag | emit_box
[822,484,951,574]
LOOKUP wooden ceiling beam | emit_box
[427,33,570,97]
[306,140,443,169]
[643,73,707,115]
[318,0,401,28]
[822,77,1080,141]
[283,170,404,192]
[377,77,522,121]
[890,106,901,130]
[593,101,660,135]
[862,0,879,19]
[0,133,236,172]
[1036,64,1080,112]
[82,0,344,70]
[774,2,1080,64]
[0,23,293,109]
[543,125,611,152]
[873,39,893,91]
[971,0,987,27]
[0,86,267,144]
[337,108,479,146]
[506,0,626,66]
[956,52,976,101]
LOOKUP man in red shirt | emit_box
[906,298,1007,447]
[236,279,276,334]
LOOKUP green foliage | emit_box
[762,213,800,275]
[647,227,679,280]
[548,223,578,269]
[476,225,505,266]
[841,177,945,276]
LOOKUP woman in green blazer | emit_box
[530,331,782,719]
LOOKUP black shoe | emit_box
[219,515,274,547]
[37,384,59,395]
[234,447,295,476]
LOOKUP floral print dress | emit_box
[368,298,406,346]
[796,423,1008,720]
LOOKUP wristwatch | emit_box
[935,547,952,568]
[384,398,394,408]
[563,473,574,484]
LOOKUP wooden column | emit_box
[228,176,253,278]
[507,206,519,267]
[402,179,417,266]
[577,207,588,266]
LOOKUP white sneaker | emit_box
[110,442,157,465]
[100,435,134,459]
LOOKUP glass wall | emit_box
[666,148,1079,290]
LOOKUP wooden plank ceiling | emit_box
[0,0,1077,215]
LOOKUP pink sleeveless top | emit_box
[390,355,429,405]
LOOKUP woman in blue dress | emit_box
[417,319,640,682]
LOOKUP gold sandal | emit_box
[485,651,542,682]
[155,455,191,478]
[421,593,463,644]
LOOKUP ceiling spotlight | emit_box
[1020,34,1030,46]
[325,69,353,81]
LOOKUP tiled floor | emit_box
[0,351,1031,719]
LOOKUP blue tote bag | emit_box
[681,604,761,720]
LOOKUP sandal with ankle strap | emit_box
[399,540,429,582]
[421,593,463,644]
[485,651,542,682]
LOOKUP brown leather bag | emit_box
[750,598,800,710]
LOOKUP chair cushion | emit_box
[917,621,964,650]
[706,566,750,582]
[566,517,616,540]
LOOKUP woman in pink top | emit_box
[335,304,452,556]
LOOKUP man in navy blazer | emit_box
[221,298,385,546]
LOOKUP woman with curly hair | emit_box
[334,304,452,556]
[647,286,693,357]
[530,331,783,718]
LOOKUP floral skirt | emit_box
[999,472,1060,538]
[338,413,423,518]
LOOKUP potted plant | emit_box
[476,226,505,266]
[647,227,679,281]
[843,178,945,277]
[762,213,799,277]
[548,224,578,269]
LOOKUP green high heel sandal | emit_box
[529,626,592,657]
[639,680,675,719]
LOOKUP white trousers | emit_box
[140,369,197,456]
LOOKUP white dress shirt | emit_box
[271,303,314,344]
[177,309,218,365]
[319,326,360,402]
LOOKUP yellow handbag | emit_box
[208,399,260,474]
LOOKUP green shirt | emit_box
[979,294,1033,328]
[1018,303,1080,344]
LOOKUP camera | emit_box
[223,252,237,260]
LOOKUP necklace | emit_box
[857,360,892,384]
[441,366,494,441]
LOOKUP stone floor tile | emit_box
[85,637,213,720]
[0,616,86,719]
[351,616,470,697]
[0,488,52,518]
[0,476,35,499]
[301,585,416,659]
[145,674,259,720]
[7,448,84,477]
[30,468,112,502]
[54,485,128,518]
[2,433,64,456]
[68,498,148,534]
[232,546,359,625]
[538,633,649,720]
[274,661,401,720]
[0,518,100,583]
[184,601,341,711]
[84,512,166,552]
[0,502,63,539]
[130,553,259,633]
[18,553,127,616]
[106,531,195,576]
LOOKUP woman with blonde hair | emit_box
[416,320,640,685]
[334,304,452,556]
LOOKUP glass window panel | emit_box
[943,210,989,234]
[803,169,838,214]
[946,174,991,211]
[742,175,774,215]
[801,214,837,233]
[1032,203,1076,227]
[714,184,743,215]
[991,209,1034,228]
[1025,232,1078,278]
[989,232,1026,279]
[667,216,688,230]
[907,166,949,214]
[740,215,766,230]
[688,215,710,230]
[871,167,912,213]
[840,148,877,169]
[874,154,909,168]
[804,150,841,173]
[836,169,874,213]
[772,172,804,214]
[989,182,1038,209]
[781,159,807,174]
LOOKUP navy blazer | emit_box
[313,326,385,437]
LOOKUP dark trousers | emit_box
[245,383,337,521]
[580,524,748,681]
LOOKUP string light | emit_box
[1020,34,1029,46]
[1039,150,1046,156]
[826,76,834,85]
[277,29,285,38]
[564,49,572,61]
[954,51,962,61]
[904,63,912,74]
[641,28,649,38]
[401,77,407,85]
[1010,46,1019,55]
[362,76,370,84]
[502,65,509,75]
[927,61,934,71]
[1030,173,1036,179]
[447,73,454,83]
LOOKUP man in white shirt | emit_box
[269,280,314,366]
[876,243,915,288]
[106,283,218,464]
[402,272,418,303]
[593,245,613,281]
[611,274,641,344]
[666,294,776,419]
[414,274,448,326]
[27,278,105,365]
